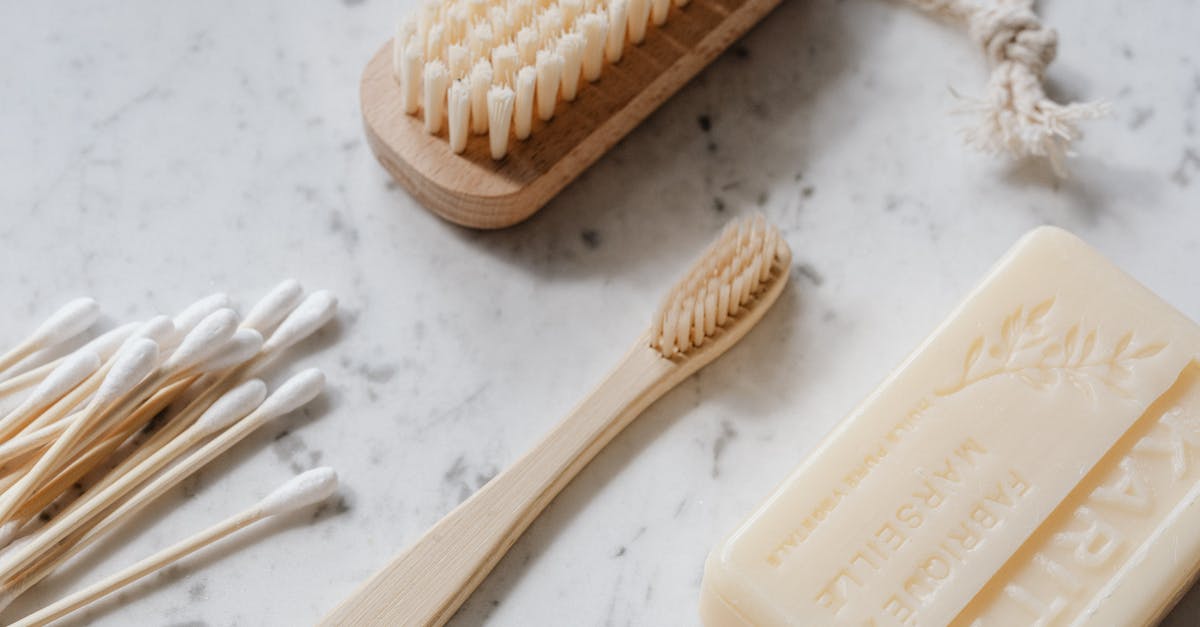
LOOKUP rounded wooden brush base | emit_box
[359,0,783,229]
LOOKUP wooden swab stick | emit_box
[0,370,325,599]
[0,299,99,380]
[8,467,338,627]
[0,379,269,579]
[0,351,100,443]
[0,340,159,528]
[0,324,136,402]
[3,378,195,535]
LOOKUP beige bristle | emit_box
[535,50,563,121]
[516,27,539,65]
[604,0,628,62]
[400,42,423,114]
[561,0,584,25]
[627,0,650,44]
[513,66,537,139]
[423,60,449,134]
[492,44,519,86]
[448,80,471,153]
[393,0,687,158]
[650,0,669,25]
[487,85,515,159]
[557,34,584,101]
[469,60,493,134]
[579,13,606,81]
[448,44,469,78]
[650,215,785,358]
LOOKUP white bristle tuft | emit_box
[197,329,263,373]
[426,23,445,60]
[28,350,101,408]
[81,322,140,361]
[172,293,232,336]
[164,309,239,372]
[194,379,268,435]
[258,369,325,420]
[389,0,688,156]
[401,42,423,114]
[557,34,584,101]
[487,86,515,159]
[514,66,537,140]
[448,80,471,153]
[423,60,450,134]
[605,0,628,62]
[650,214,787,358]
[516,27,538,66]
[535,50,563,121]
[243,279,304,335]
[255,467,339,517]
[580,13,607,81]
[627,0,650,43]
[448,44,469,78]
[262,291,338,354]
[392,22,412,81]
[95,339,159,407]
[29,298,100,349]
[651,0,669,25]
[469,60,494,135]
[492,45,519,86]
[561,0,583,25]
[512,0,534,27]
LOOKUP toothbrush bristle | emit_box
[651,214,788,358]
[393,0,683,159]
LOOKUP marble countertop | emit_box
[1,0,1198,624]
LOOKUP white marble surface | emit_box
[1,0,1198,624]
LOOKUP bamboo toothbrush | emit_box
[321,213,791,626]
[8,467,339,627]
[362,0,783,228]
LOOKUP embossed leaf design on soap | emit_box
[937,297,1166,398]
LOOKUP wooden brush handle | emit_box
[321,342,675,626]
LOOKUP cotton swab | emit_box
[0,379,196,539]
[241,279,304,335]
[8,467,338,627]
[0,323,137,402]
[0,370,325,600]
[0,351,101,443]
[0,299,100,380]
[170,294,232,341]
[0,340,159,528]
[0,379,270,579]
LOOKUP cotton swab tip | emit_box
[82,321,140,361]
[95,339,159,407]
[28,349,101,407]
[243,279,304,334]
[261,291,338,353]
[172,293,233,335]
[129,315,177,347]
[196,329,263,373]
[193,379,268,435]
[256,467,339,517]
[29,297,100,348]
[164,308,239,372]
[258,369,325,419]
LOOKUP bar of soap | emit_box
[701,227,1200,626]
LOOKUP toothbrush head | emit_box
[650,213,791,358]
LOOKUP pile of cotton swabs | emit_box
[0,280,339,626]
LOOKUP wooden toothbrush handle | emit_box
[320,342,675,626]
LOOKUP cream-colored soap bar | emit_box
[701,227,1200,626]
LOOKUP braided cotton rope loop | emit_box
[910,0,1107,174]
